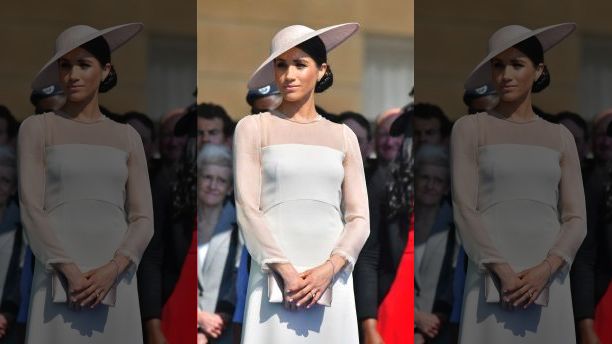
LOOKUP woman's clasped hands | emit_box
[490,256,562,310]
[273,255,344,311]
[57,255,128,310]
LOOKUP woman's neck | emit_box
[277,94,318,122]
[199,203,223,225]
[59,94,103,122]
[492,93,537,122]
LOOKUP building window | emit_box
[579,35,612,120]
[363,34,414,119]
[147,35,197,119]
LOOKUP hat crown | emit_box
[270,25,315,54]
[55,25,98,54]
[488,25,531,54]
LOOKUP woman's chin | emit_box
[282,93,307,103]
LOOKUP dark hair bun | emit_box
[315,66,333,93]
[99,65,117,93]
[532,65,550,93]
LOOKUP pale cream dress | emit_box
[234,111,370,343]
[17,113,153,343]
[451,112,586,344]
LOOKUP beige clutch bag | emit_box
[268,269,332,307]
[52,271,117,307]
[484,270,549,306]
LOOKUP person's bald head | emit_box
[159,108,188,164]
[375,108,403,163]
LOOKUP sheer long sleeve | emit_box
[233,116,290,271]
[548,125,587,266]
[17,116,74,271]
[115,125,154,268]
[331,125,370,273]
[450,116,507,270]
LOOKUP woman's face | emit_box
[274,47,326,103]
[490,47,543,103]
[198,164,232,208]
[415,163,448,207]
[58,47,110,103]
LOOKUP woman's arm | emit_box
[17,115,75,271]
[233,116,290,272]
[329,125,370,274]
[548,125,587,268]
[113,125,154,270]
[450,115,508,270]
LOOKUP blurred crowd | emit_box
[3,77,610,344]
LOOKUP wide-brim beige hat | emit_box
[247,22,359,89]
[465,22,575,90]
[32,23,143,90]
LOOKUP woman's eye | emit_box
[276,62,287,68]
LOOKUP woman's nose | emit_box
[285,65,297,80]
[502,66,513,80]
[68,66,80,81]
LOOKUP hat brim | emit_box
[32,23,143,90]
[247,23,359,89]
[464,23,575,90]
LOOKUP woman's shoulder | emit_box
[19,113,50,134]
[451,113,480,134]
[235,113,265,131]
[338,121,358,141]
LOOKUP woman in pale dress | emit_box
[452,23,586,343]
[18,23,153,343]
[233,23,369,343]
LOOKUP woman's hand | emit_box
[75,262,119,308]
[270,262,307,311]
[56,263,92,309]
[415,309,440,338]
[487,263,525,310]
[0,313,8,339]
[507,262,551,308]
[414,332,426,344]
[292,263,333,309]
[362,319,385,344]
[292,255,346,309]
[198,310,225,339]
[197,332,208,344]
[578,319,601,344]
[144,319,168,344]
